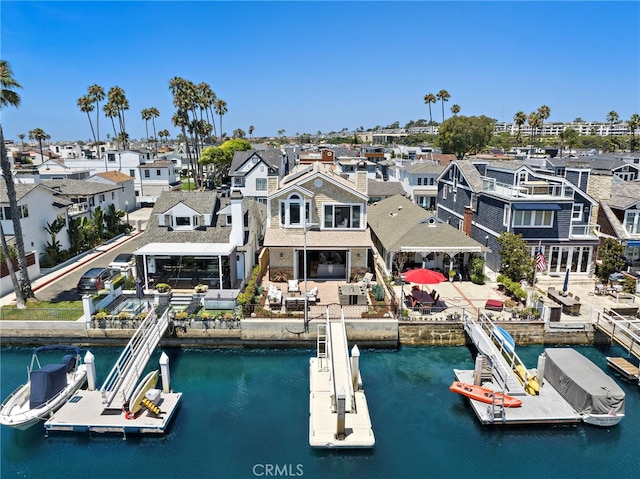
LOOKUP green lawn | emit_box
[0,300,84,321]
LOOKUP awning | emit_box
[512,203,561,211]
[627,240,640,247]
[134,242,235,256]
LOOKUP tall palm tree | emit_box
[249,125,255,139]
[18,133,25,149]
[436,89,450,123]
[527,112,541,146]
[141,108,152,147]
[423,93,437,125]
[628,113,640,152]
[103,100,120,148]
[513,111,527,146]
[77,94,97,149]
[0,60,22,109]
[0,62,33,304]
[214,99,228,141]
[28,128,50,164]
[88,84,105,160]
[537,105,551,138]
[450,104,461,116]
[107,86,129,148]
[606,111,619,136]
[196,82,217,142]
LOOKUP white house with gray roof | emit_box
[134,190,266,293]
[229,149,292,204]
[389,160,445,210]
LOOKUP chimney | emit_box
[355,160,368,195]
[463,206,472,236]
[229,190,244,246]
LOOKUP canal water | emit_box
[1,345,638,478]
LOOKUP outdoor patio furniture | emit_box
[284,296,307,311]
[485,299,504,311]
[288,279,300,294]
[267,285,282,306]
[360,272,373,288]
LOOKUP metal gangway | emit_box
[463,312,526,396]
[325,310,356,412]
[99,306,169,409]
[594,309,640,361]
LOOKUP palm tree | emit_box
[423,93,437,125]
[88,84,105,160]
[18,133,25,149]
[628,113,640,151]
[527,112,541,146]
[107,86,129,148]
[77,94,97,149]
[513,111,527,146]
[141,108,153,147]
[103,100,119,148]
[0,62,33,304]
[249,125,255,139]
[450,104,461,116]
[196,82,217,142]
[436,89,451,123]
[28,128,50,164]
[0,60,22,109]
[537,105,551,138]
[606,111,619,136]
[214,99,227,141]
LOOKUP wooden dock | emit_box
[458,313,582,425]
[309,313,374,448]
[606,357,640,383]
[44,389,182,434]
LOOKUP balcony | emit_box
[569,223,600,239]
[68,203,91,216]
[481,177,574,200]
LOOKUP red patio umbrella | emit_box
[402,268,447,285]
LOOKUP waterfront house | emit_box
[437,159,600,275]
[263,161,371,282]
[597,180,640,275]
[134,190,266,292]
[368,194,486,278]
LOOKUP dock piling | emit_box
[85,351,96,391]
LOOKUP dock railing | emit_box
[594,309,640,360]
[99,306,169,408]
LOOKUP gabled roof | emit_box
[0,183,38,203]
[367,180,406,197]
[277,162,367,200]
[450,160,484,192]
[404,162,446,175]
[368,195,484,252]
[42,178,120,196]
[94,171,134,183]
[606,180,640,210]
[229,149,284,176]
[151,190,218,215]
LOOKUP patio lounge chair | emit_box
[361,272,373,288]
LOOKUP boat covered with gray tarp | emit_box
[543,348,625,426]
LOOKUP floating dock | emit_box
[606,357,640,384]
[456,313,581,425]
[309,311,374,448]
[45,308,182,434]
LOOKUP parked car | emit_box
[76,267,120,295]
[108,253,135,272]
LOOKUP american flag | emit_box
[536,248,547,272]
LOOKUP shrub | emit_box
[117,312,130,320]
[175,311,188,320]
[155,283,171,293]
[371,283,385,301]
[123,276,136,289]
[194,284,208,294]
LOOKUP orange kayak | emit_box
[450,381,522,408]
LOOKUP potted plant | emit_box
[448,270,456,282]
[194,284,208,294]
[155,283,171,293]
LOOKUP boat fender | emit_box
[125,410,134,420]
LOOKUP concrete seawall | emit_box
[0,319,597,348]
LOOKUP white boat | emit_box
[543,348,625,426]
[0,345,87,430]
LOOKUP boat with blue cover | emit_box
[0,345,87,430]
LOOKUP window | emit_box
[108,153,116,162]
[323,204,362,229]
[624,211,640,234]
[144,170,150,178]
[513,210,554,227]
[233,177,245,187]
[417,177,422,186]
[175,216,191,226]
[572,204,582,220]
[129,169,136,178]
[279,194,310,227]
[156,169,161,176]
[442,187,447,200]
[99,194,105,202]
[1,207,10,220]
[256,178,267,191]
[226,215,232,225]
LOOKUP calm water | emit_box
[1,345,638,479]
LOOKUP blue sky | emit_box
[2,1,639,142]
